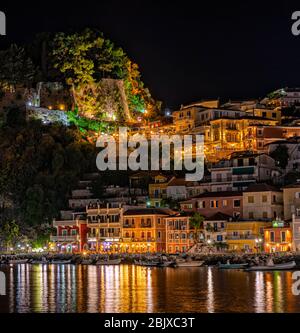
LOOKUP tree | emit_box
[52,29,103,107]
[0,220,20,251]
[189,213,204,242]
[51,29,160,119]
[270,145,289,169]
[161,197,180,209]
[0,44,36,91]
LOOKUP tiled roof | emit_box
[205,212,232,221]
[282,182,300,189]
[244,183,281,193]
[190,191,243,199]
[123,208,173,216]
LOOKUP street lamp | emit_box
[255,238,263,253]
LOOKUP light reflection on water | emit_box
[0,264,299,313]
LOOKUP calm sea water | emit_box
[0,264,299,313]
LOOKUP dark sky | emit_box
[0,0,300,109]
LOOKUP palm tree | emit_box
[189,212,204,242]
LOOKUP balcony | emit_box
[87,221,121,228]
[53,220,80,227]
[140,224,152,228]
[232,166,255,175]
[227,235,256,240]
[122,238,157,243]
[50,235,79,242]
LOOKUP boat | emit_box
[173,258,204,267]
[246,261,297,271]
[8,259,28,264]
[81,259,93,265]
[134,259,159,267]
[51,259,72,264]
[218,263,249,270]
[157,260,174,267]
[31,257,48,264]
[95,258,122,265]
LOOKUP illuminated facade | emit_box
[86,203,123,252]
[121,208,172,253]
[226,221,271,252]
[165,214,195,253]
[204,117,278,161]
[51,211,87,253]
[264,221,292,253]
[148,174,170,207]
[203,212,230,245]
[180,191,243,219]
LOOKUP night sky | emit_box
[0,0,300,109]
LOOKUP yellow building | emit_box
[148,174,172,207]
[226,221,271,252]
[246,107,282,124]
[205,117,278,161]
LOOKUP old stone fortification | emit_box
[73,78,131,121]
[0,82,72,111]
[0,79,131,123]
[26,107,69,126]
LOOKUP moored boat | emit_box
[30,257,48,264]
[9,259,28,264]
[81,259,93,265]
[218,263,248,270]
[246,261,296,271]
[157,260,174,267]
[134,259,159,267]
[51,259,72,264]
[95,258,122,265]
[173,258,204,267]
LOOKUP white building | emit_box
[209,152,281,192]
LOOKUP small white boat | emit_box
[51,259,72,264]
[134,259,159,267]
[95,258,122,265]
[174,259,204,267]
[9,259,28,264]
[246,261,297,271]
[218,262,249,270]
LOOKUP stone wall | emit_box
[26,107,69,126]
[0,82,72,112]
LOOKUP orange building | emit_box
[264,221,292,253]
[165,214,195,253]
[121,208,173,253]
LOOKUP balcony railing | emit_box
[87,233,121,240]
[122,238,157,242]
[50,235,79,242]
[53,220,80,227]
[227,235,256,240]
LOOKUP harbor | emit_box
[0,263,299,313]
[1,252,300,270]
